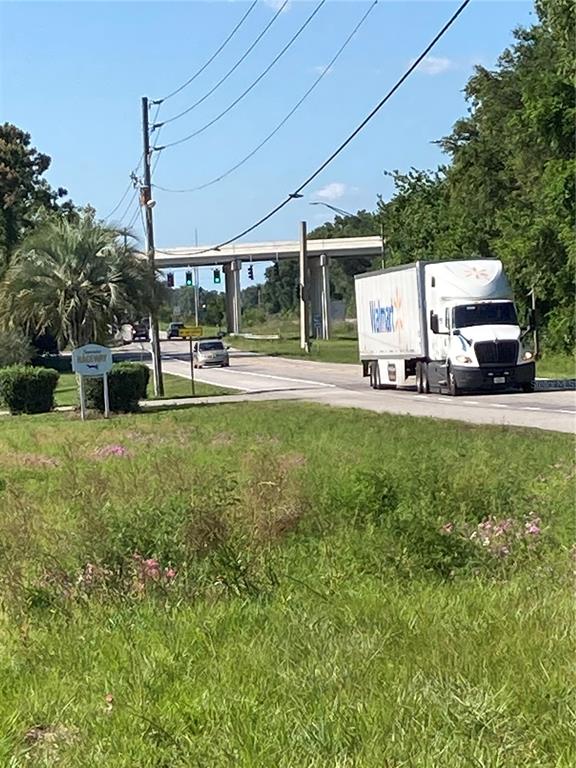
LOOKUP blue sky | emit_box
[1,0,535,288]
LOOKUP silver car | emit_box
[193,339,230,368]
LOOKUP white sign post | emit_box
[71,344,113,420]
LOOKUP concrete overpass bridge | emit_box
[154,236,383,338]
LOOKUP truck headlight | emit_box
[455,355,472,364]
[523,351,533,361]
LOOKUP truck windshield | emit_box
[453,302,517,328]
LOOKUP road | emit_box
[118,339,576,434]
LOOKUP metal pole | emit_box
[189,335,196,396]
[79,375,86,421]
[141,96,164,396]
[103,372,110,418]
[194,268,199,326]
[299,220,310,353]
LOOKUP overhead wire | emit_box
[104,154,143,221]
[155,0,471,256]
[153,0,288,131]
[152,0,259,105]
[154,0,378,194]
[154,0,326,149]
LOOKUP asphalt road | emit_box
[119,339,576,434]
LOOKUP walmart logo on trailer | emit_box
[370,300,396,333]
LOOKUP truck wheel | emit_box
[521,381,535,393]
[421,363,429,394]
[448,366,459,397]
[416,363,423,393]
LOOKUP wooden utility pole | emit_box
[141,96,164,396]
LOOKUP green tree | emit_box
[0,212,157,349]
[0,123,71,271]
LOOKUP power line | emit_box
[155,0,326,149]
[104,155,143,220]
[158,0,471,256]
[153,0,288,132]
[152,0,259,105]
[154,0,378,194]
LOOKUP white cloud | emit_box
[313,182,348,202]
[313,64,334,76]
[263,0,292,12]
[412,56,454,76]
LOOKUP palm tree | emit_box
[0,211,158,349]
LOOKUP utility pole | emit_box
[299,220,310,353]
[141,96,164,396]
[194,229,199,327]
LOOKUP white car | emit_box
[193,339,230,368]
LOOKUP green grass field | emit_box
[54,371,232,406]
[0,403,573,766]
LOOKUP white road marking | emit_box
[492,404,509,409]
[414,395,429,400]
[522,406,542,411]
[222,369,335,388]
[463,400,480,405]
[556,409,576,415]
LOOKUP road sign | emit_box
[312,314,322,329]
[179,326,203,338]
[72,344,113,376]
[71,344,113,421]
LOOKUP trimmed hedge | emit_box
[32,354,73,373]
[0,365,59,414]
[84,362,149,413]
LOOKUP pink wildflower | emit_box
[143,558,161,579]
[525,520,541,536]
[94,445,131,459]
[164,567,177,581]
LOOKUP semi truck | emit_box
[354,259,535,395]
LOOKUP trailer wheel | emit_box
[369,361,376,389]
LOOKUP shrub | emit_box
[0,365,59,414]
[0,329,34,367]
[32,354,72,373]
[84,362,149,413]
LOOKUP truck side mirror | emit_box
[430,312,439,334]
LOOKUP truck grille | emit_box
[474,340,519,366]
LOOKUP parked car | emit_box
[193,339,229,368]
[132,323,150,342]
[167,322,185,340]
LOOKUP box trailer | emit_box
[354,260,535,395]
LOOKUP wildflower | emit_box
[143,558,161,579]
[164,567,177,581]
[525,519,541,536]
[93,445,131,459]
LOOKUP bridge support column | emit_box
[309,253,331,340]
[224,259,242,335]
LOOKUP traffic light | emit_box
[213,268,221,284]
[247,265,254,280]
[274,261,280,277]
[185,271,193,286]
[166,272,174,288]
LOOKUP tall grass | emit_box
[0,404,573,766]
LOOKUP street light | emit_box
[309,201,357,218]
[309,202,386,268]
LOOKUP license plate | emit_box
[493,376,506,384]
